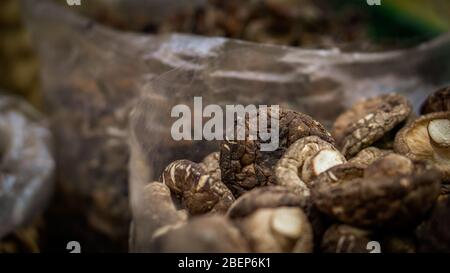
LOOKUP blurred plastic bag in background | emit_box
[21,0,450,252]
[0,93,54,242]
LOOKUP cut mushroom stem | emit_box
[428,119,450,161]
[311,149,346,175]
[235,207,313,253]
[275,136,346,196]
[271,207,304,239]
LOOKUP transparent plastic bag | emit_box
[129,35,450,251]
[53,0,205,31]
[0,93,54,239]
[21,0,450,251]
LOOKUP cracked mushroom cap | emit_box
[274,136,346,197]
[421,86,450,114]
[394,112,450,182]
[321,224,373,253]
[150,215,249,252]
[312,154,441,229]
[235,207,313,253]
[161,159,235,215]
[332,93,412,158]
[220,108,333,197]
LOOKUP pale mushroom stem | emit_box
[427,119,450,161]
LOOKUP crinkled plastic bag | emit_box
[129,35,450,251]
[0,93,54,239]
[21,0,450,251]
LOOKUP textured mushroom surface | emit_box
[227,186,306,218]
[394,112,450,182]
[332,94,412,158]
[379,233,417,253]
[348,147,392,166]
[235,207,313,253]
[199,152,221,180]
[220,108,333,196]
[274,136,345,196]
[312,154,441,228]
[321,224,373,253]
[141,182,187,238]
[416,194,450,252]
[161,159,234,214]
[227,186,325,241]
[150,215,249,252]
[421,86,450,114]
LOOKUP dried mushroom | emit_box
[394,111,450,182]
[235,207,313,253]
[416,194,450,252]
[199,151,226,195]
[312,154,441,228]
[142,182,187,238]
[321,224,373,253]
[348,147,392,166]
[363,152,414,177]
[199,152,221,177]
[161,159,234,214]
[275,136,346,196]
[379,233,416,253]
[150,215,249,253]
[220,108,333,196]
[227,186,306,218]
[421,86,450,114]
[227,186,324,239]
[142,90,450,252]
[332,94,412,158]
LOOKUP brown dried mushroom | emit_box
[416,194,450,253]
[274,136,346,196]
[227,186,325,242]
[234,207,313,253]
[142,182,187,238]
[379,233,417,253]
[143,89,450,252]
[394,112,450,182]
[220,108,333,196]
[348,147,392,166]
[199,152,221,178]
[150,215,249,253]
[332,94,412,158]
[232,186,331,253]
[312,154,441,228]
[161,159,234,214]
[227,186,306,219]
[421,86,450,114]
[321,224,373,253]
